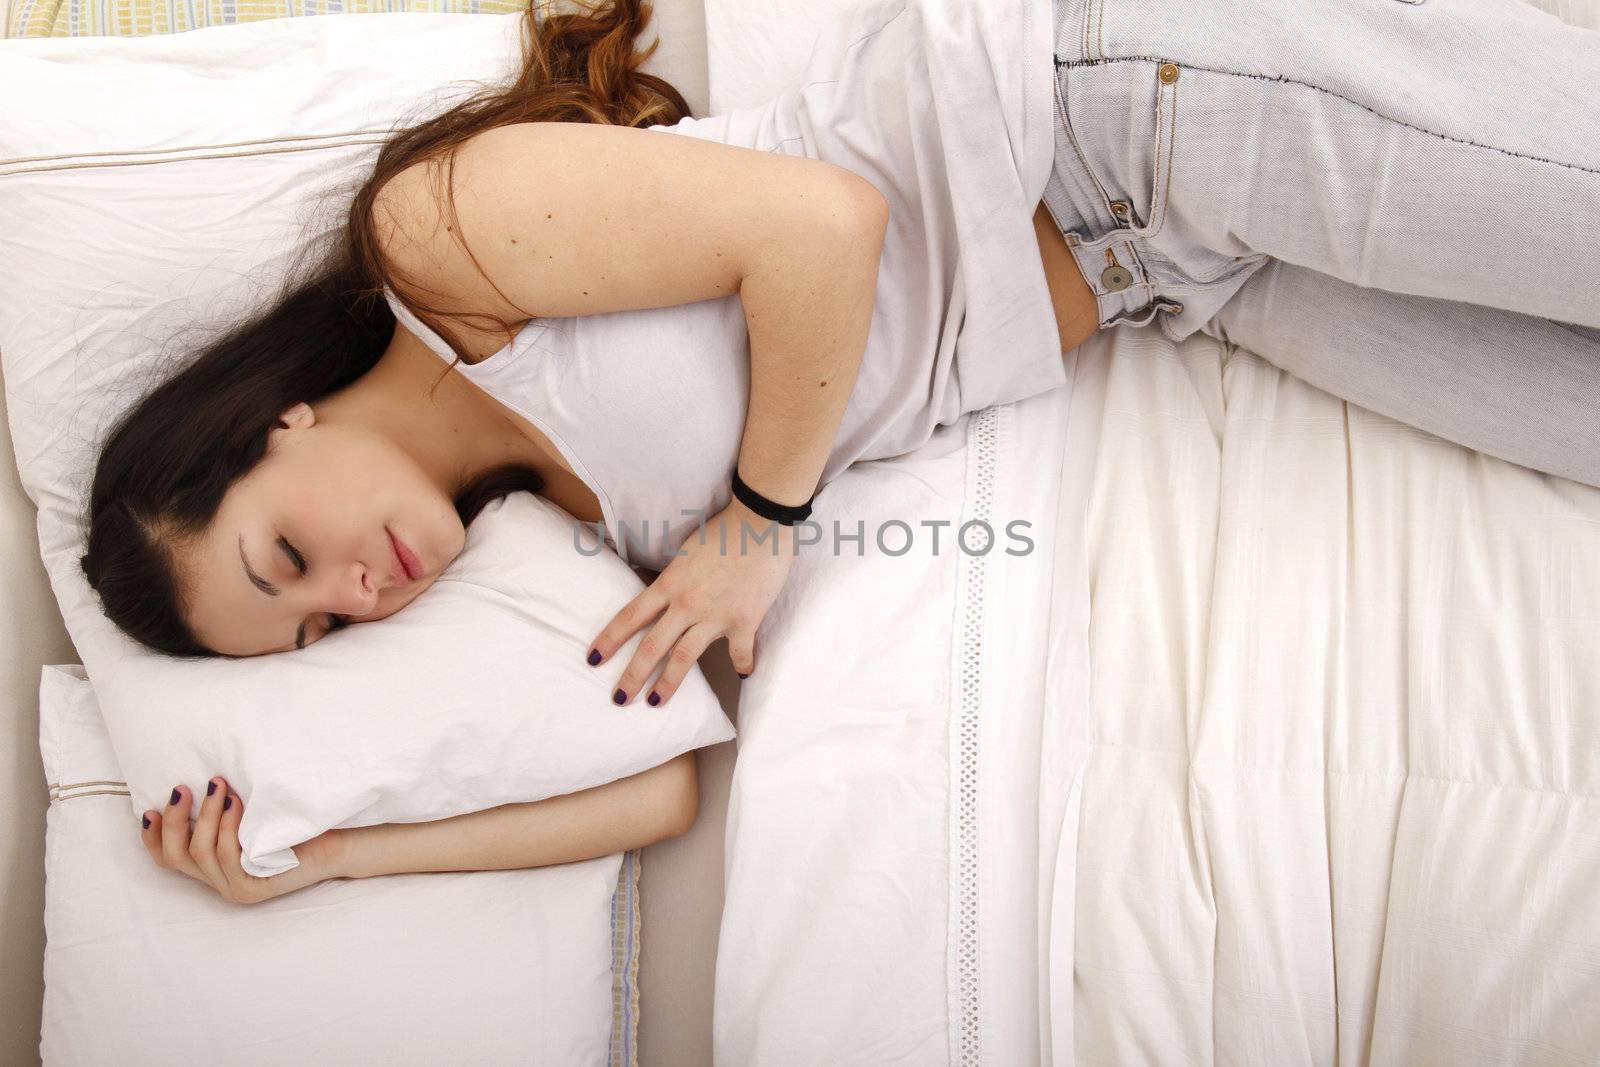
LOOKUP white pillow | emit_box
[0,13,734,877]
[109,490,733,875]
[38,662,643,1065]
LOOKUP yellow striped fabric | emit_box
[11,0,531,39]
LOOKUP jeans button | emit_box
[1100,265,1134,291]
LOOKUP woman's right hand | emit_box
[140,776,347,905]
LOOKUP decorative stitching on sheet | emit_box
[955,404,999,1065]
[0,128,395,168]
[0,137,393,177]
[48,782,131,803]
[1054,55,1600,177]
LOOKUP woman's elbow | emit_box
[661,751,700,839]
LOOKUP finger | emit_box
[158,784,203,879]
[216,789,252,902]
[188,776,229,893]
[613,605,695,707]
[727,629,756,679]
[140,805,164,863]
[646,623,721,708]
[587,585,669,669]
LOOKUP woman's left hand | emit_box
[588,498,797,706]
[140,776,347,905]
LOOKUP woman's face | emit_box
[180,402,466,657]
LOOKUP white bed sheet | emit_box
[714,335,1103,1063]
[723,310,1600,1065]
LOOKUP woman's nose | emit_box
[330,558,379,617]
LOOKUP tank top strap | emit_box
[382,286,458,364]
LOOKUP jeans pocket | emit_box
[1060,58,1183,242]
[1125,61,1182,240]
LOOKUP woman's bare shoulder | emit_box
[371,121,886,327]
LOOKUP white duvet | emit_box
[1074,326,1600,1064]
[720,316,1600,1064]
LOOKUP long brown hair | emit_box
[78,0,690,658]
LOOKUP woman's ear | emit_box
[274,402,316,433]
[265,402,316,451]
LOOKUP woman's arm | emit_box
[375,121,890,510]
[336,750,699,880]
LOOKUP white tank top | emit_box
[385,0,1063,570]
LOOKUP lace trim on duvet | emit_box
[952,404,1002,1065]
[609,848,642,1067]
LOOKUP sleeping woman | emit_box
[94,0,1600,902]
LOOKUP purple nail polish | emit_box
[169,787,180,806]
[224,796,233,812]
[588,648,602,666]
[738,672,749,680]
[141,814,150,829]
[613,689,627,705]
[648,691,660,706]
[206,780,217,796]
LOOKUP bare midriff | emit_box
[1031,201,1100,354]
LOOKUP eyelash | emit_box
[281,537,350,636]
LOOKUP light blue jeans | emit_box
[1041,0,1600,488]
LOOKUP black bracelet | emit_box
[731,467,815,525]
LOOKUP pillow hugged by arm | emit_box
[140,752,700,904]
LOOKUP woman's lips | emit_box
[387,527,422,583]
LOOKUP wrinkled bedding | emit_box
[720,320,1600,1064]
[1075,326,1600,1064]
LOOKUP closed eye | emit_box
[278,536,349,646]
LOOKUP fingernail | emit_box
[206,780,217,796]
[738,672,749,679]
[141,814,150,829]
[169,787,180,806]
[588,648,602,666]
[613,688,627,705]
[224,796,233,812]
[647,691,660,706]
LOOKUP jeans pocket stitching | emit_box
[1126,68,1179,242]
[1081,0,1102,64]
[1059,70,1120,215]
